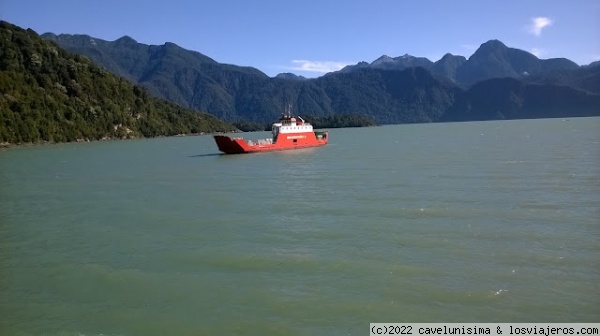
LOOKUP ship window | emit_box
[293,139,297,143]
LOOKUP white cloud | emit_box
[527,17,553,36]
[289,60,351,73]
[530,48,545,58]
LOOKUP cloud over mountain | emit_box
[289,60,351,73]
[528,17,553,36]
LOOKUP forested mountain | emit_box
[4,19,596,147]
[315,67,461,124]
[430,53,467,82]
[523,65,600,94]
[444,78,600,121]
[44,32,344,122]
[342,40,580,86]
[454,40,579,85]
[41,30,600,125]
[0,21,235,145]
[43,32,269,115]
[275,73,308,80]
[319,67,600,123]
[370,54,434,71]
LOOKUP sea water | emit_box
[0,117,598,335]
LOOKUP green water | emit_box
[1,117,599,335]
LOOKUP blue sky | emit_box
[1,0,598,77]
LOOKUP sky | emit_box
[1,0,599,77]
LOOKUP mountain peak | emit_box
[372,55,394,65]
[467,39,510,62]
[275,72,307,80]
[478,39,507,51]
[162,41,182,51]
[42,32,57,39]
[115,35,137,44]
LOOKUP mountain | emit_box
[340,40,580,86]
[339,61,369,73]
[370,54,434,71]
[523,65,600,94]
[444,77,600,121]
[586,61,600,68]
[455,40,579,85]
[340,55,433,73]
[43,32,467,123]
[315,67,460,124]
[430,53,467,82]
[275,73,307,80]
[36,27,600,126]
[43,32,269,113]
[42,32,339,122]
[0,21,235,145]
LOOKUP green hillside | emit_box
[0,21,236,146]
[44,30,600,125]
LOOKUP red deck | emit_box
[214,131,328,154]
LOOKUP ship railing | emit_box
[248,138,273,146]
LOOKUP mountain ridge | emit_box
[43,32,596,86]
[342,39,582,86]
[39,29,600,124]
[0,21,235,145]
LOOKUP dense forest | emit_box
[45,31,600,125]
[2,20,599,147]
[0,21,236,145]
[233,114,377,132]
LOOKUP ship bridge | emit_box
[272,116,313,136]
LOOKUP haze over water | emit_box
[1,117,599,335]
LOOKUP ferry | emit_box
[213,107,328,154]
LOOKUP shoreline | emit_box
[0,132,224,150]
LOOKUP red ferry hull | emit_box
[214,132,328,154]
